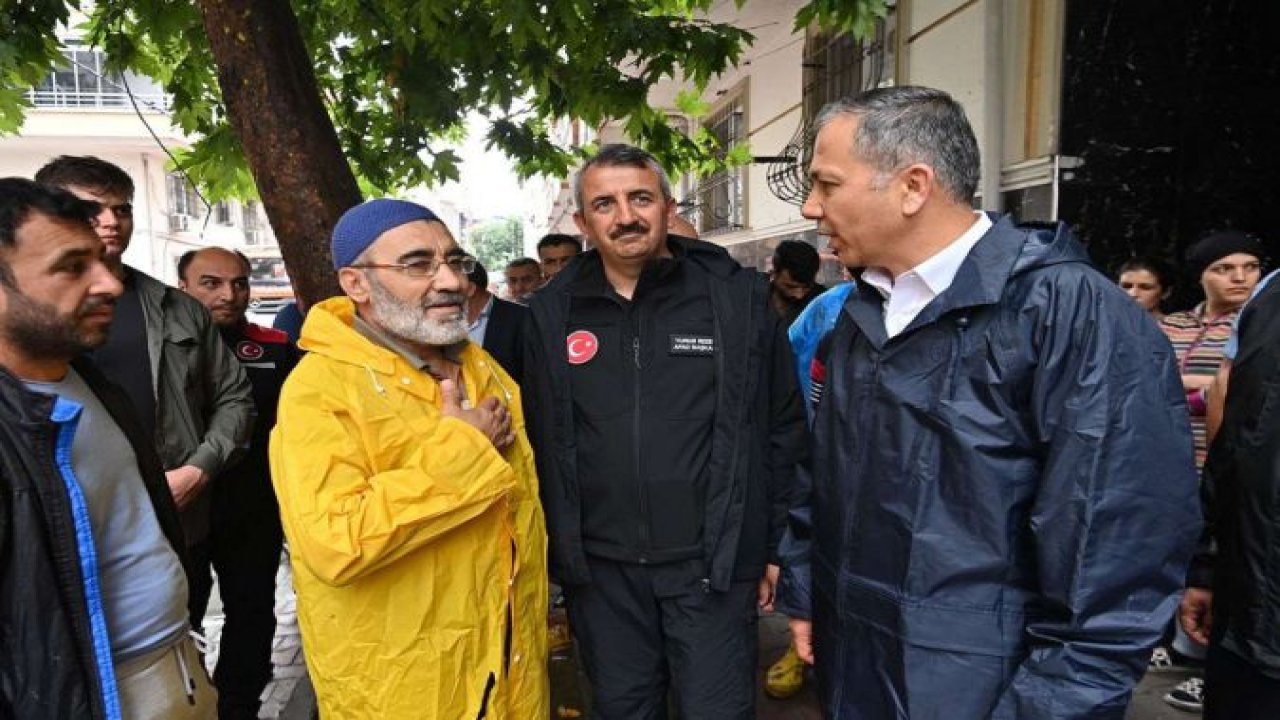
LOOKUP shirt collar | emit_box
[862,212,993,298]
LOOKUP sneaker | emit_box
[1163,676,1204,712]
[764,646,806,699]
[1148,645,1202,673]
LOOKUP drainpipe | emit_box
[982,0,1005,213]
[141,153,162,278]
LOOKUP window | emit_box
[694,96,746,234]
[764,7,897,207]
[28,41,168,110]
[213,201,232,225]
[166,173,202,230]
[242,201,265,245]
[801,7,897,124]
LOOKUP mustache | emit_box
[610,222,648,239]
[423,292,466,309]
[78,295,116,314]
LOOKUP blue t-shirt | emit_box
[1224,269,1279,360]
[26,368,189,662]
[787,282,855,416]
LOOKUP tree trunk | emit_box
[197,0,358,308]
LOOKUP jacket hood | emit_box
[1004,215,1091,277]
[298,296,400,374]
[677,234,746,279]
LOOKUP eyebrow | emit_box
[199,273,248,282]
[52,247,97,264]
[395,247,465,263]
[395,249,437,263]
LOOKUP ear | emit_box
[572,211,588,237]
[338,267,370,304]
[900,164,934,217]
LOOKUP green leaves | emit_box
[2,0,886,198]
[795,0,888,40]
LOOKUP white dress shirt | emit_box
[861,212,993,338]
[467,294,494,346]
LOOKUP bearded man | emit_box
[0,178,214,718]
[269,199,549,719]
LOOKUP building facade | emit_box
[541,0,1279,293]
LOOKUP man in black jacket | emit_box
[463,259,527,382]
[0,178,214,718]
[523,144,805,719]
[1185,267,1280,719]
[178,247,299,720]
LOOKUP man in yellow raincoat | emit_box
[270,198,548,719]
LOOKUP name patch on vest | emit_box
[669,334,715,356]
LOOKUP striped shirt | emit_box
[1160,303,1240,470]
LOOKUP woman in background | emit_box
[1117,256,1174,321]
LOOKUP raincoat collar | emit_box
[299,296,401,376]
[847,214,1082,346]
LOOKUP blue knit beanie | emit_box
[331,199,439,269]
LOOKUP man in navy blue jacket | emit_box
[776,86,1199,719]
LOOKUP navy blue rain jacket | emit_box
[775,216,1200,719]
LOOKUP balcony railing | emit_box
[26,88,171,113]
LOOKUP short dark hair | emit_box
[1115,256,1174,291]
[574,144,673,211]
[467,259,489,288]
[537,233,582,253]
[505,257,540,272]
[177,247,252,282]
[0,178,98,286]
[772,240,821,285]
[34,155,135,198]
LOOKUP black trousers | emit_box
[563,556,758,720]
[1205,642,1280,720]
[188,472,284,720]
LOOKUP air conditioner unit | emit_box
[169,214,191,232]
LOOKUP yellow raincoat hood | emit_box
[269,297,548,718]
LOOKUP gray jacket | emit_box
[134,268,253,545]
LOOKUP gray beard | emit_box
[366,274,469,347]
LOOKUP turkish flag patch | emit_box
[566,330,599,365]
[236,340,265,361]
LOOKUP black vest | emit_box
[1206,275,1280,673]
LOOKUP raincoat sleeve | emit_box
[765,311,806,563]
[269,368,516,587]
[990,276,1200,719]
[774,460,814,620]
[186,314,253,478]
[777,329,835,621]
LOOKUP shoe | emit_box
[1163,676,1204,712]
[548,608,573,654]
[764,647,805,699]
[1148,645,1202,673]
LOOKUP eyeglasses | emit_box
[1205,261,1261,276]
[351,254,477,278]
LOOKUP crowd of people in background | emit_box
[3,84,1277,720]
